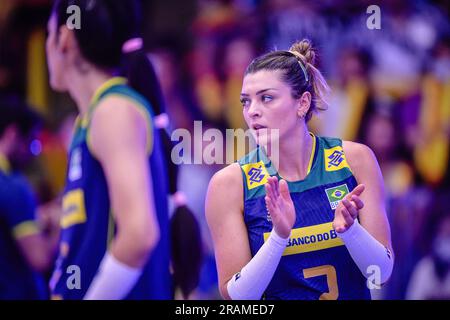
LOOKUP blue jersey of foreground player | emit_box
[238,134,371,300]
[50,77,172,299]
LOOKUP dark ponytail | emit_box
[147,72,203,299]
[129,56,203,299]
[121,48,167,121]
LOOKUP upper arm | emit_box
[2,183,51,272]
[15,233,53,272]
[343,141,393,253]
[88,96,158,242]
[205,163,252,299]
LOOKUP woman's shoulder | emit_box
[206,163,244,214]
[342,140,380,176]
[91,95,147,131]
[342,140,374,158]
[209,163,242,187]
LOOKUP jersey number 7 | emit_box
[303,265,338,300]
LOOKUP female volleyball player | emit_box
[46,0,172,299]
[206,39,394,300]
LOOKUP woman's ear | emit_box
[57,25,77,55]
[297,91,312,118]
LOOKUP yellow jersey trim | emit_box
[80,77,128,128]
[306,132,316,175]
[0,153,11,174]
[12,220,40,238]
[90,77,127,106]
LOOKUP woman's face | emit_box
[241,69,303,146]
[46,14,68,91]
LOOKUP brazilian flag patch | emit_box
[325,184,349,210]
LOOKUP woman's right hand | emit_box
[264,177,296,239]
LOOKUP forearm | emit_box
[83,251,143,300]
[337,219,393,284]
[45,226,60,263]
[226,229,288,300]
[83,232,156,300]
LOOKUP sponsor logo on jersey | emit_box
[61,188,87,229]
[241,161,269,190]
[264,222,344,256]
[325,184,349,210]
[324,146,349,172]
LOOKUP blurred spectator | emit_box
[363,112,414,197]
[148,49,197,131]
[406,210,450,299]
[188,37,224,125]
[346,0,447,99]
[221,35,256,130]
[360,110,417,300]
[264,0,328,51]
[413,35,450,187]
[36,112,76,202]
[0,96,59,299]
[311,46,375,141]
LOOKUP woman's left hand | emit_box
[332,184,365,233]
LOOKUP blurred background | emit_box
[0,0,449,299]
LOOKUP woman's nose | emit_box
[247,101,261,118]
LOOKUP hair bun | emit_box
[289,39,315,65]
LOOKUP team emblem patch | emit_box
[241,161,269,190]
[325,184,349,210]
[324,146,349,172]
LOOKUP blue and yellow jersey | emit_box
[0,154,47,299]
[50,77,172,300]
[238,134,371,300]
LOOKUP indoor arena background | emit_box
[0,0,449,300]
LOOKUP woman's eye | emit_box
[262,95,273,102]
[240,98,250,108]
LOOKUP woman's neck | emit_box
[269,123,313,182]
[66,68,114,117]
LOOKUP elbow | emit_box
[116,219,160,267]
[365,255,394,287]
[220,281,232,300]
[380,249,395,285]
[133,222,160,258]
[380,260,394,285]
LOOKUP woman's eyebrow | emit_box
[241,88,277,97]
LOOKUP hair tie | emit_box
[288,51,309,83]
[122,38,143,54]
[173,191,187,207]
[154,113,170,129]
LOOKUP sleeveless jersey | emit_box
[238,134,371,300]
[50,77,172,299]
